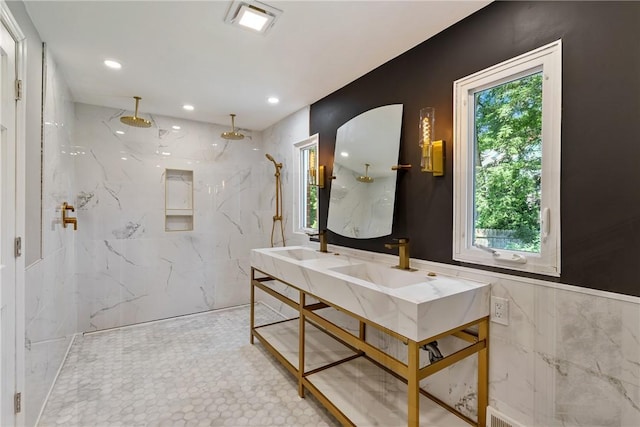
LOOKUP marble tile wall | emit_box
[257,106,310,248]
[24,49,77,427]
[73,104,310,332]
[253,107,310,311]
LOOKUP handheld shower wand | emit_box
[266,153,285,247]
[265,153,282,168]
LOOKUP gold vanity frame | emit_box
[250,267,489,427]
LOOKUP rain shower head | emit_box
[221,114,245,140]
[120,96,152,128]
[356,163,374,183]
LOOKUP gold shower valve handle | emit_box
[62,202,78,231]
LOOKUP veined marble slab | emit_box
[251,246,490,342]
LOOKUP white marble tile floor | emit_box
[38,304,336,427]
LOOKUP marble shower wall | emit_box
[258,106,310,248]
[24,50,77,427]
[73,104,310,332]
[253,107,311,313]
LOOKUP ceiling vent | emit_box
[224,1,282,35]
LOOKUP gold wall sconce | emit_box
[62,202,78,230]
[419,107,444,176]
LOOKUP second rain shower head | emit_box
[221,114,245,140]
[120,96,152,128]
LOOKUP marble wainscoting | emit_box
[73,103,270,331]
[489,280,640,427]
[25,49,77,427]
[260,244,640,427]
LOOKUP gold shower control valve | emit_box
[62,202,78,231]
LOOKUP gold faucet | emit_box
[384,238,413,270]
[307,229,329,253]
[62,202,78,231]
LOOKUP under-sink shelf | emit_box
[305,357,469,427]
[254,318,358,373]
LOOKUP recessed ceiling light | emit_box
[104,60,122,69]
[183,104,194,111]
[161,152,171,156]
[267,97,279,104]
[224,1,282,35]
[116,130,125,135]
[121,157,128,161]
[172,125,181,130]
[340,151,349,157]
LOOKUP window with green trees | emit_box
[474,72,542,253]
[454,40,561,276]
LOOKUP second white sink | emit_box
[329,263,430,289]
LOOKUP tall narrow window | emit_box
[474,71,543,253]
[294,135,318,233]
[454,41,561,276]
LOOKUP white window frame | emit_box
[293,134,319,235]
[453,40,562,276]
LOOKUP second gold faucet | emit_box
[384,238,415,270]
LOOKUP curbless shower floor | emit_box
[38,304,336,427]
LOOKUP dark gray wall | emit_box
[311,1,640,296]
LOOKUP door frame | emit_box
[0,1,26,425]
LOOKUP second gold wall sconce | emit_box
[419,107,444,176]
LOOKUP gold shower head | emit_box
[120,96,152,128]
[356,163,374,183]
[221,114,245,140]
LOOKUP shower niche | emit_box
[165,169,194,231]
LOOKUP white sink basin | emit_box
[251,246,490,341]
[271,247,326,261]
[329,263,430,289]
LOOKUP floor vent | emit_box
[487,406,525,427]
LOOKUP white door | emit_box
[0,16,17,427]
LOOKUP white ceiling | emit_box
[25,1,490,131]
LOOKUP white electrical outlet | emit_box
[491,296,509,326]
